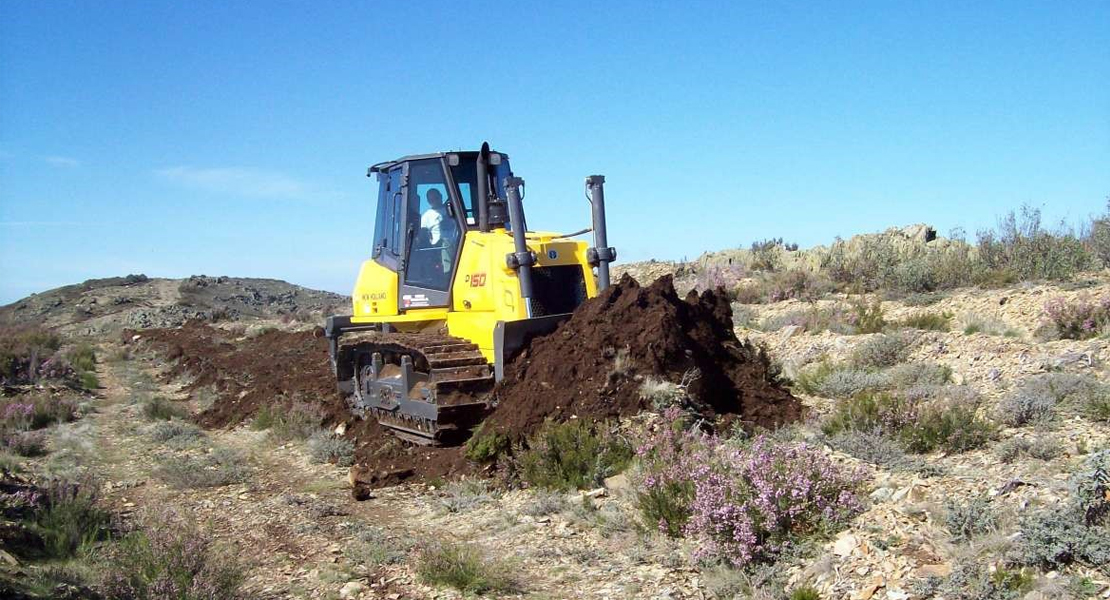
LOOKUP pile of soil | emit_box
[129,323,470,489]
[131,274,800,490]
[485,274,801,436]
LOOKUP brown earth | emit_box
[128,275,801,492]
[127,323,471,489]
[485,274,802,436]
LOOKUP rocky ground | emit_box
[0,274,347,336]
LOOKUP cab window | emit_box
[404,159,459,291]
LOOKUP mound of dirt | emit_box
[130,323,471,488]
[485,274,801,436]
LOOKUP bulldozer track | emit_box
[337,331,493,445]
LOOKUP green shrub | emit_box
[416,541,519,595]
[33,478,112,559]
[464,424,510,463]
[78,371,99,390]
[788,587,822,600]
[518,420,632,491]
[142,397,186,421]
[848,298,886,334]
[850,334,910,368]
[145,420,205,446]
[884,362,952,389]
[68,343,96,374]
[899,311,951,331]
[898,400,994,453]
[344,526,409,567]
[4,430,48,457]
[996,436,1060,463]
[821,392,914,437]
[100,512,244,600]
[944,496,999,541]
[961,314,1021,337]
[977,205,1094,282]
[823,391,992,454]
[306,430,354,467]
[437,479,496,513]
[250,400,324,441]
[637,479,696,538]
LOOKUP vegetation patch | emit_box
[306,430,354,467]
[518,419,632,491]
[416,541,520,595]
[898,311,952,331]
[944,496,999,541]
[436,479,496,513]
[100,511,245,600]
[998,373,1110,426]
[4,430,48,457]
[634,409,865,567]
[1042,295,1110,340]
[464,423,510,463]
[144,420,206,448]
[141,396,186,421]
[996,436,1060,463]
[1016,451,1110,573]
[849,334,911,369]
[31,478,112,560]
[250,400,325,442]
[822,390,993,454]
[961,313,1021,337]
[156,447,251,489]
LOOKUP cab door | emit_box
[372,166,404,271]
[398,158,461,311]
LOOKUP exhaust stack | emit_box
[503,176,535,317]
[585,175,616,291]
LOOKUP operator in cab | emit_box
[419,188,458,279]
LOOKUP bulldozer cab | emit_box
[369,149,513,308]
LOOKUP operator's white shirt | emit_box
[421,208,445,245]
[421,207,456,246]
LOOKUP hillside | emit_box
[0,274,348,335]
[2,216,1109,599]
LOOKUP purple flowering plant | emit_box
[634,408,867,567]
[1043,295,1110,340]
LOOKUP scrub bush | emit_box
[100,511,244,600]
[518,419,632,491]
[634,409,865,567]
[1043,295,1110,340]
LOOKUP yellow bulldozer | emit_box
[324,143,615,444]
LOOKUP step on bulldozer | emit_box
[324,143,615,445]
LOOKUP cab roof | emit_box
[368,149,509,175]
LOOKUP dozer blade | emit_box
[492,313,573,380]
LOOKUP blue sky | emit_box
[2,1,1108,304]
